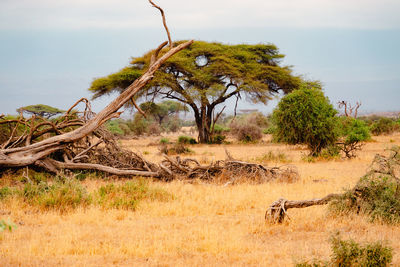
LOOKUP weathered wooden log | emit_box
[265,193,341,224]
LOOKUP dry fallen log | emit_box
[266,146,400,224]
[265,193,341,224]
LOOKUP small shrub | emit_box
[172,143,192,154]
[178,135,197,144]
[337,117,370,158]
[105,120,124,135]
[212,134,226,144]
[370,117,399,135]
[130,114,150,135]
[263,126,276,135]
[212,124,230,134]
[330,175,400,224]
[257,151,291,163]
[296,234,393,267]
[147,123,161,136]
[246,112,269,128]
[160,138,170,144]
[159,143,192,155]
[330,147,400,224]
[320,144,341,160]
[330,234,392,267]
[163,117,181,133]
[230,122,262,142]
[96,180,172,210]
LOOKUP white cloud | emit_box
[0,0,399,30]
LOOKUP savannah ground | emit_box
[1,133,400,266]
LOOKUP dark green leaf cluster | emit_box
[272,85,337,155]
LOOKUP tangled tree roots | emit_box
[266,146,400,224]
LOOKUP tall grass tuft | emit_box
[95,179,173,210]
[20,179,91,212]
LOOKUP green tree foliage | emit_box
[336,117,371,158]
[89,41,301,143]
[17,104,64,118]
[272,84,338,156]
[140,100,188,126]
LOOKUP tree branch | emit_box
[148,0,172,48]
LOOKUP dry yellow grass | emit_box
[1,133,400,266]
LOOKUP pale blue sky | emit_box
[0,0,399,116]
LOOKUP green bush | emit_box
[296,234,393,267]
[246,112,269,128]
[331,175,400,224]
[162,117,181,133]
[105,120,125,135]
[330,147,400,224]
[178,135,197,144]
[95,180,172,210]
[336,117,371,158]
[272,85,338,156]
[370,117,399,135]
[330,235,392,267]
[130,113,150,135]
[212,124,230,134]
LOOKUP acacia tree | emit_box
[139,100,188,125]
[17,104,64,118]
[89,41,302,143]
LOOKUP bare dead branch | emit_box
[150,41,169,65]
[148,0,172,48]
[131,97,147,118]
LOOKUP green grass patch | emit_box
[95,179,173,210]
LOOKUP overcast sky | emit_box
[0,0,399,116]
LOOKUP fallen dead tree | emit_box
[0,1,192,178]
[0,1,299,183]
[266,146,400,224]
[160,150,299,183]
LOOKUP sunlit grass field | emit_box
[1,133,400,266]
